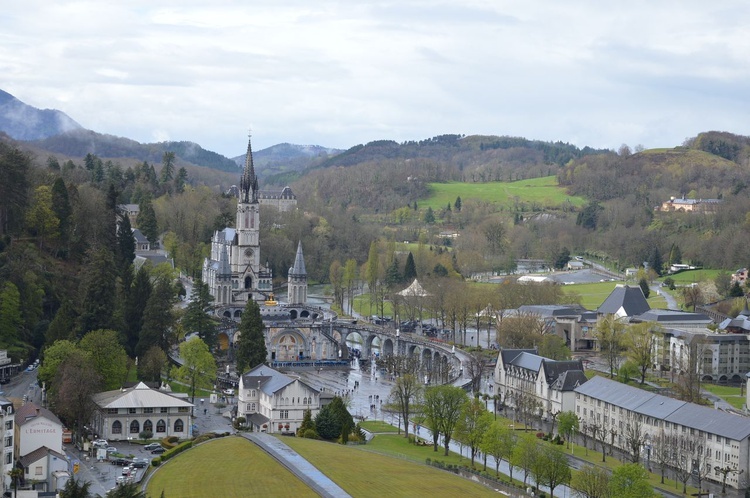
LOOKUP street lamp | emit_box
[714,465,744,495]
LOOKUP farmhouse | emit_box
[659,196,722,213]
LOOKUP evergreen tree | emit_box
[648,245,664,276]
[236,299,266,374]
[0,282,22,350]
[174,167,188,194]
[454,196,462,212]
[0,142,31,237]
[124,266,152,356]
[78,247,118,337]
[137,195,159,244]
[136,276,176,357]
[385,257,402,288]
[51,177,72,255]
[182,274,217,350]
[576,201,601,230]
[638,277,651,299]
[115,211,135,278]
[104,184,118,250]
[403,252,417,282]
[328,396,355,443]
[46,299,78,347]
[423,206,435,224]
[160,151,176,184]
[314,402,340,440]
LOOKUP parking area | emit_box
[66,441,164,496]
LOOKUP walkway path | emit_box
[243,432,352,498]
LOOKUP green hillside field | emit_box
[423,176,587,211]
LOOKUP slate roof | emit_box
[91,382,194,410]
[597,285,650,316]
[574,376,750,441]
[633,309,712,323]
[248,413,270,426]
[542,359,584,382]
[499,349,537,367]
[132,228,148,244]
[15,402,62,427]
[550,370,588,391]
[512,352,544,372]
[518,305,587,318]
[241,365,319,397]
[19,446,67,468]
[289,241,306,275]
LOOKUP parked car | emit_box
[223,388,235,396]
[151,447,166,455]
[131,458,149,468]
[115,475,132,485]
[105,446,117,454]
[143,443,162,451]
[92,439,108,449]
[110,457,131,466]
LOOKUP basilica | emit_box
[202,137,306,312]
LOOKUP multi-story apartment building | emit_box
[575,376,750,490]
[495,349,587,420]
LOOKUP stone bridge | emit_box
[215,307,462,384]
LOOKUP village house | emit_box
[238,364,323,434]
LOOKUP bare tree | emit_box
[624,412,646,463]
[465,351,486,393]
[570,464,610,498]
[673,334,709,403]
[625,322,658,384]
[587,421,606,462]
[595,315,626,378]
[652,428,673,484]
[674,434,694,495]
[691,435,712,495]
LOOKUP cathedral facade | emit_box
[202,137,274,306]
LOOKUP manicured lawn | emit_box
[665,269,722,284]
[702,383,746,410]
[423,176,587,211]
[359,420,400,433]
[146,437,317,498]
[563,281,666,310]
[281,436,499,497]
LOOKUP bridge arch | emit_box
[382,338,394,357]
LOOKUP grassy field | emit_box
[664,269,722,284]
[423,176,586,211]
[146,437,317,498]
[281,435,499,497]
[359,420,400,433]
[702,383,746,410]
[563,281,667,310]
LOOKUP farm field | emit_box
[423,176,586,211]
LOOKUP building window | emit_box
[160,408,168,413]
[174,419,184,432]
[130,420,140,434]
[107,409,118,415]
[144,408,153,414]
[4,453,10,465]
[143,420,153,433]
[4,421,11,430]
[112,421,122,434]
[178,407,189,413]
[4,437,10,447]
[35,466,42,476]
[156,420,166,433]
[128,408,136,414]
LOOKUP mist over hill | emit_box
[0,89,82,140]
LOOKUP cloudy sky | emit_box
[3,1,749,157]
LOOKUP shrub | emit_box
[536,432,545,439]
[302,428,319,439]
[425,458,431,465]
[151,458,161,467]
[161,440,193,463]
[408,434,416,444]
[139,430,153,441]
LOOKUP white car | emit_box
[223,388,235,396]
[92,439,108,449]
[105,447,118,454]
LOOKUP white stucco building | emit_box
[90,382,194,441]
[15,403,63,458]
[238,365,322,434]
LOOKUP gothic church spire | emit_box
[240,133,258,204]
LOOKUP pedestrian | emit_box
[204,408,207,415]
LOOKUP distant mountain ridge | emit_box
[0,89,83,140]
[0,89,337,175]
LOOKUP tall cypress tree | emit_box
[115,211,135,278]
[78,247,117,337]
[124,266,152,356]
[403,252,417,282]
[136,276,176,357]
[236,299,266,374]
[182,274,217,350]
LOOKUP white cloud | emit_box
[1,0,749,156]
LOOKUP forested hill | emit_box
[27,129,240,173]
